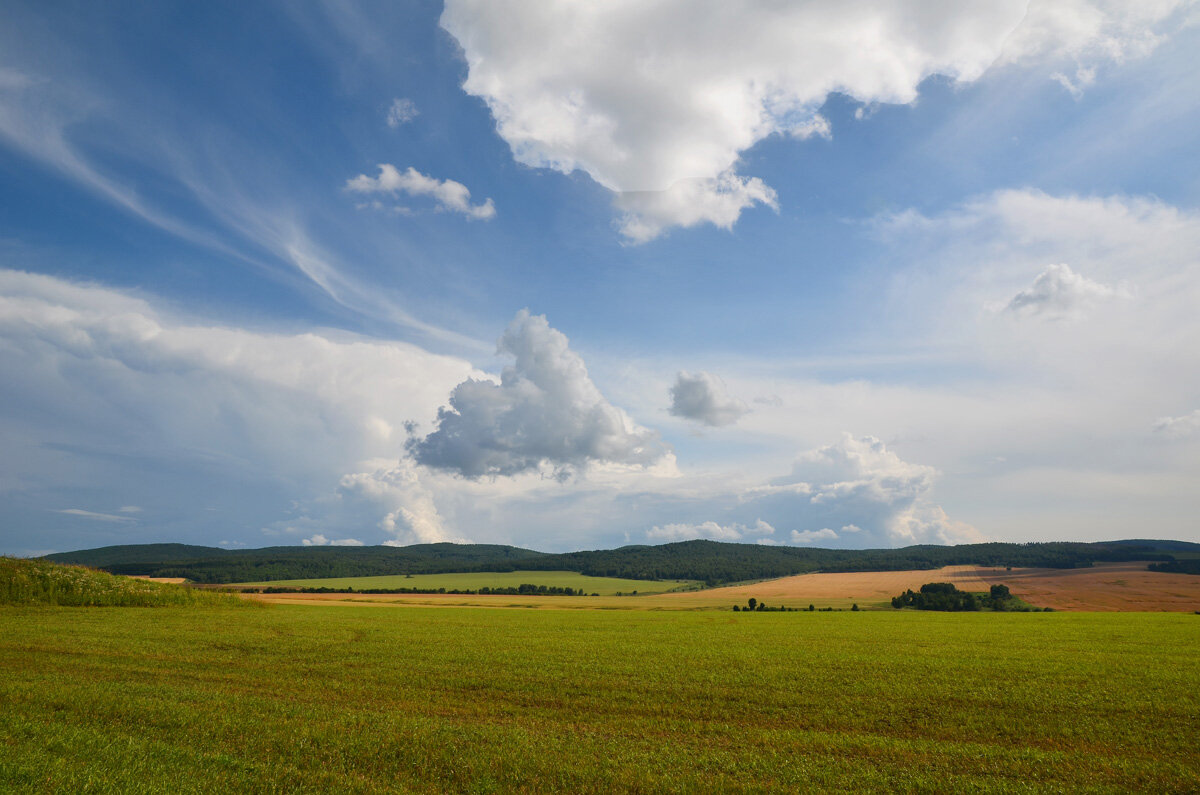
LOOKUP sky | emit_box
[1,0,1198,556]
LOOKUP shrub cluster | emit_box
[1148,560,1200,576]
[891,582,1050,612]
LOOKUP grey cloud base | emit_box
[669,370,749,427]
[409,310,667,479]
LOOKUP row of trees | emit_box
[733,598,859,612]
[251,583,591,596]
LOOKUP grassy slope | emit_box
[233,570,697,595]
[2,606,1197,792]
[0,557,242,607]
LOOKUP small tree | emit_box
[747,597,757,611]
[851,603,859,611]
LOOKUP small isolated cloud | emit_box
[346,164,495,220]
[411,310,668,480]
[648,519,775,542]
[1154,409,1200,439]
[386,97,419,128]
[54,508,136,523]
[791,528,839,544]
[669,370,749,427]
[301,534,364,547]
[1051,65,1097,98]
[1005,263,1124,320]
[118,505,142,514]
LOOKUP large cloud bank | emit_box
[441,0,1184,240]
[410,310,668,479]
[0,269,474,549]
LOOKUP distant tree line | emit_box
[733,598,858,612]
[1148,560,1200,575]
[44,539,1191,587]
[248,583,590,596]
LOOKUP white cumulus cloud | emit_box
[441,0,1185,241]
[755,434,982,547]
[1005,263,1124,320]
[301,534,364,547]
[648,519,774,542]
[338,458,462,545]
[411,310,668,479]
[791,528,839,544]
[669,370,749,427]
[346,164,495,220]
[1154,409,1200,439]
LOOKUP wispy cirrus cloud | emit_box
[54,508,136,523]
[386,97,418,128]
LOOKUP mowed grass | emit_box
[232,569,697,595]
[2,606,1198,792]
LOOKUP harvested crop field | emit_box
[671,565,996,607]
[242,562,1200,612]
[663,562,1200,612]
[983,562,1200,612]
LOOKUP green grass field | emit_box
[231,569,698,595]
[2,605,1197,792]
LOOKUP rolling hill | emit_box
[42,538,1199,585]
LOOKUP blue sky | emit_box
[2,1,1198,555]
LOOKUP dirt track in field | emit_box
[242,562,1200,612]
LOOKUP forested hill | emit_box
[42,539,1198,585]
[45,543,546,584]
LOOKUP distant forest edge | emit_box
[42,539,1200,586]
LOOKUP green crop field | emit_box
[2,605,1197,793]
[231,569,697,595]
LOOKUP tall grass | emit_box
[0,557,244,607]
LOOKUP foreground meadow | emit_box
[2,606,1197,793]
